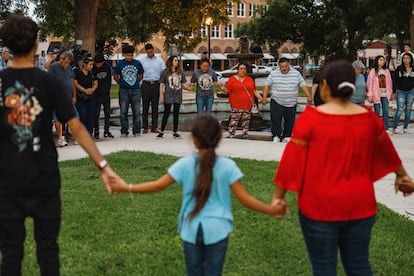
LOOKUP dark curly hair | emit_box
[0,14,39,56]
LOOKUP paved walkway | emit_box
[58,125,414,221]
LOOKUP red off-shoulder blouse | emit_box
[274,106,401,221]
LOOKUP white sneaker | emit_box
[386,129,393,135]
[57,137,68,147]
[281,137,291,143]
[392,128,402,135]
[403,128,408,134]
[272,136,280,143]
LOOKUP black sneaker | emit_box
[173,133,181,139]
[104,132,114,138]
[94,133,100,139]
[156,132,164,138]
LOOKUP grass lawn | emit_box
[16,151,414,275]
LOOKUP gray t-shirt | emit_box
[160,70,186,104]
[190,69,218,97]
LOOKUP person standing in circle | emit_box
[113,45,144,137]
[74,55,98,135]
[0,14,124,275]
[139,43,166,134]
[392,52,414,134]
[366,55,394,133]
[272,60,413,276]
[108,115,286,275]
[350,60,367,104]
[223,63,263,139]
[157,55,190,139]
[189,58,222,116]
[262,57,312,143]
[93,53,114,139]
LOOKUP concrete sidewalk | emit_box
[57,126,414,221]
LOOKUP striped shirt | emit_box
[265,67,305,107]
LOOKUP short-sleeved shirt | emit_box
[190,69,218,97]
[74,68,97,101]
[159,70,186,104]
[226,75,256,110]
[92,62,112,96]
[168,154,243,245]
[265,67,306,107]
[0,68,76,194]
[138,55,166,81]
[113,59,144,89]
[48,62,74,98]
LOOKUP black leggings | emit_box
[161,103,181,132]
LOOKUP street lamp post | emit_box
[205,16,213,60]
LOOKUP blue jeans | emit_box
[393,88,414,130]
[299,211,376,276]
[183,225,229,276]
[76,97,96,135]
[0,192,61,276]
[196,94,214,116]
[270,99,297,140]
[373,97,389,129]
[119,88,141,135]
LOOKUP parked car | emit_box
[215,72,224,81]
[265,62,278,70]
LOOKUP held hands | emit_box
[395,175,414,197]
[271,198,290,220]
[100,166,129,194]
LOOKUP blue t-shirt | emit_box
[113,59,144,89]
[48,62,74,98]
[168,154,243,245]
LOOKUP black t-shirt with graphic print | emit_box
[0,68,76,194]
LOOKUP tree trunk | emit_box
[75,0,100,55]
[411,0,414,47]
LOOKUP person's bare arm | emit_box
[110,173,176,194]
[262,85,270,104]
[113,74,120,83]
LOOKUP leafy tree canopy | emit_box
[237,0,411,61]
[2,0,229,54]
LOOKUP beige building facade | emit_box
[41,1,302,71]
[113,0,302,71]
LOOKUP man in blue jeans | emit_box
[113,45,144,137]
[262,57,312,143]
[189,58,222,115]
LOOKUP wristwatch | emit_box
[97,159,108,170]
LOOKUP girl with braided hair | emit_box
[109,115,286,275]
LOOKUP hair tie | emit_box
[337,82,355,92]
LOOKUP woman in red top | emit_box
[223,63,262,139]
[272,60,413,275]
